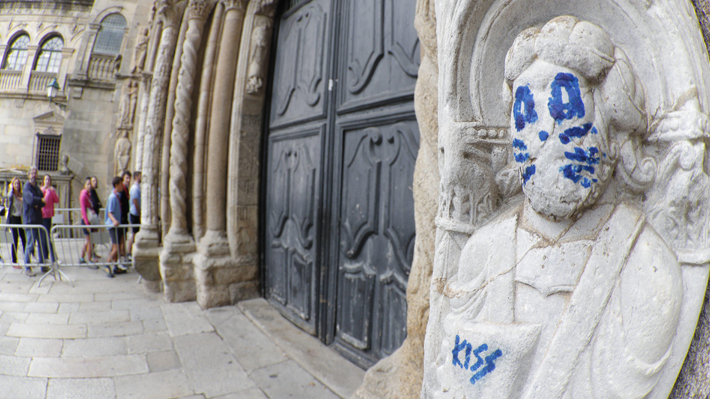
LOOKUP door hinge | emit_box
[328,79,335,92]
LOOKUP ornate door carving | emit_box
[263,0,419,368]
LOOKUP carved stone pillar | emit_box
[160,8,191,242]
[194,0,248,309]
[160,0,216,303]
[223,0,278,305]
[20,45,38,91]
[192,3,225,243]
[133,0,183,293]
[72,23,100,80]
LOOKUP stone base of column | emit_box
[160,234,197,303]
[193,230,259,309]
[133,226,162,292]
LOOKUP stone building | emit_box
[0,0,151,203]
[124,0,710,398]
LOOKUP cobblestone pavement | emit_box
[0,264,364,399]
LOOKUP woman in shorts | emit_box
[79,178,96,266]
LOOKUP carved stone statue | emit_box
[246,19,270,95]
[132,28,150,75]
[424,16,708,399]
[59,154,71,175]
[118,80,139,129]
[114,130,132,174]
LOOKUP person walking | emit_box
[5,177,26,268]
[105,176,125,277]
[79,177,96,267]
[89,176,103,261]
[117,171,131,270]
[127,171,141,258]
[23,167,47,276]
[40,175,59,263]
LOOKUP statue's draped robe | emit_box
[433,203,682,399]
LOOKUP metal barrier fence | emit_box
[0,222,141,286]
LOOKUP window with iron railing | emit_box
[34,134,62,172]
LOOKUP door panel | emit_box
[264,128,322,334]
[334,119,419,365]
[270,1,331,128]
[338,0,420,112]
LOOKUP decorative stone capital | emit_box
[221,0,247,12]
[187,0,215,21]
[157,0,179,27]
[254,0,278,17]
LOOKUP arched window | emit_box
[3,34,30,70]
[35,36,64,73]
[93,13,127,55]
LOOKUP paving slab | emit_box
[0,375,47,399]
[88,321,144,337]
[114,369,193,399]
[0,311,29,323]
[25,312,70,324]
[28,355,149,378]
[16,338,63,357]
[162,303,214,337]
[69,310,131,324]
[0,353,31,376]
[46,378,116,399]
[142,317,167,332]
[126,332,173,354]
[0,336,20,355]
[7,323,87,339]
[23,302,59,313]
[207,307,288,372]
[62,336,128,358]
[250,359,340,399]
[213,389,269,399]
[240,298,366,399]
[174,332,254,398]
[147,350,182,372]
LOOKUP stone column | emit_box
[72,23,100,80]
[134,21,163,172]
[194,0,248,309]
[133,0,183,293]
[192,2,225,242]
[57,48,75,92]
[161,0,216,303]
[160,9,191,241]
[224,0,278,304]
[20,45,38,91]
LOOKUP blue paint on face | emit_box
[514,153,530,163]
[560,146,601,187]
[522,165,536,185]
[513,85,538,131]
[548,73,585,123]
[538,130,549,141]
[559,123,593,145]
[512,138,527,150]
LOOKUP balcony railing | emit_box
[29,71,56,93]
[88,54,117,81]
[0,70,23,92]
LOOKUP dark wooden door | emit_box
[263,0,420,367]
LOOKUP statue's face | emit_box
[510,59,610,219]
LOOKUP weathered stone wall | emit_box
[671,3,710,398]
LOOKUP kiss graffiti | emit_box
[451,335,503,385]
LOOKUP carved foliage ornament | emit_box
[221,0,247,12]
[187,0,214,20]
[425,15,710,399]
